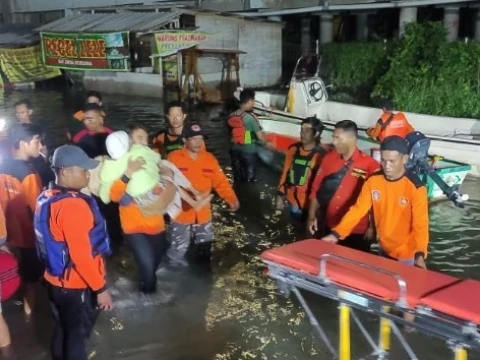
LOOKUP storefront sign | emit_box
[0,46,61,83]
[40,32,131,71]
[162,54,179,88]
[154,30,213,57]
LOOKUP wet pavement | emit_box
[0,89,479,360]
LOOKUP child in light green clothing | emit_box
[99,127,212,219]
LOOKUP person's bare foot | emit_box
[193,194,214,210]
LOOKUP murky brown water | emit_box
[1,89,479,360]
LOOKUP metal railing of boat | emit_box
[254,105,480,147]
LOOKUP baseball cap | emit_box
[380,135,409,155]
[184,123,208,139]
[106,131,130,160]
[52,145,100,170]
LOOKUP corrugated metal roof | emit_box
[0,23,39,47]
[35,11,181,33]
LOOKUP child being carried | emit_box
[99,127,212,218]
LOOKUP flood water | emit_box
[1,89,480,360]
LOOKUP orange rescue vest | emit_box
[377,113,412,142]
[228,112,259,145]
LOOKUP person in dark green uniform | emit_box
[228,89,274,182]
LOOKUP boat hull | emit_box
[248,86,480,176]
[258,116,471,202]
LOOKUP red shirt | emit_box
[309,148,379,234]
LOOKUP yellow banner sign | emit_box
[0,45,61,83]
[154,30,214,57]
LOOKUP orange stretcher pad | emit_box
[261,240,480,358]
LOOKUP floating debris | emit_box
[110,317,124,331]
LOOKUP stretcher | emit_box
[261,240,480,360]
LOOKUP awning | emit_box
[35,11,181,33]
[0,24,39,48]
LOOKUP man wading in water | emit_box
[35,145,113,360]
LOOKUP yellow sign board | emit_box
[154,30,214,57]
[0,45,61,84]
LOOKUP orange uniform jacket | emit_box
[42,193,106,291]
[332,170,429,260]
[277,143,326,211]
[0,205,6,246]
[110,179,166,235]
[167,148,238,225]
[367,112,415,142]
[309,148,379,233]
[0,158,42,248]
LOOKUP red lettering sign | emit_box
[79,39,106,59]
[44,38,77,58]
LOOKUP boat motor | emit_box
[405,131,468,208]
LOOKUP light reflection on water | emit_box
[1,89,479,360]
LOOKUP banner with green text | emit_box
[0,45,61,83]
[154,30,213,57]
[41,32,131,71]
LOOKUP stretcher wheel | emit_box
[0,250,21,301]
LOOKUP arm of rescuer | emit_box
[0,205,6,249]
[211,156,239,211]
[411,184,429,265]
[243,113,276,151]
[22,173,43,213]
[323,178,373,242]
[57,198,107,292]
[366,116,383,140]
[307,166,326,235]
[109,158,176,215]
[275,146,295,210]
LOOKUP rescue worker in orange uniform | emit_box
[72,103,113,159]
[322,135,428,269]
[35,145,113,360]
[153,101,189,157]
[0,205,10,348]
[308,120,379,252]
[366,99,415,142]
[276,117,327,219]
[12,99,55,187]
[0,123,44,316]
[67,91,105,141]
[167,123,240,266]
[228,89,274,183]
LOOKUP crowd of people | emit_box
[0,88,425,360]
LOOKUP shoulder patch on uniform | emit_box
[288,142,302,150]
[405,170,425,189]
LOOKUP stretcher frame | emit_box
[263,253,480,360]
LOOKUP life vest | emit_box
[0,250,21,301]
[287,144,326,187]
[155,130,184,154]
[227,112,259,145]
[377,113,411,142]
[34,189,111,278]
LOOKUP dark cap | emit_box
[380,135,409,155]
[83,102,103,113]
[52,145,99,170]
[184,123,208,139]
